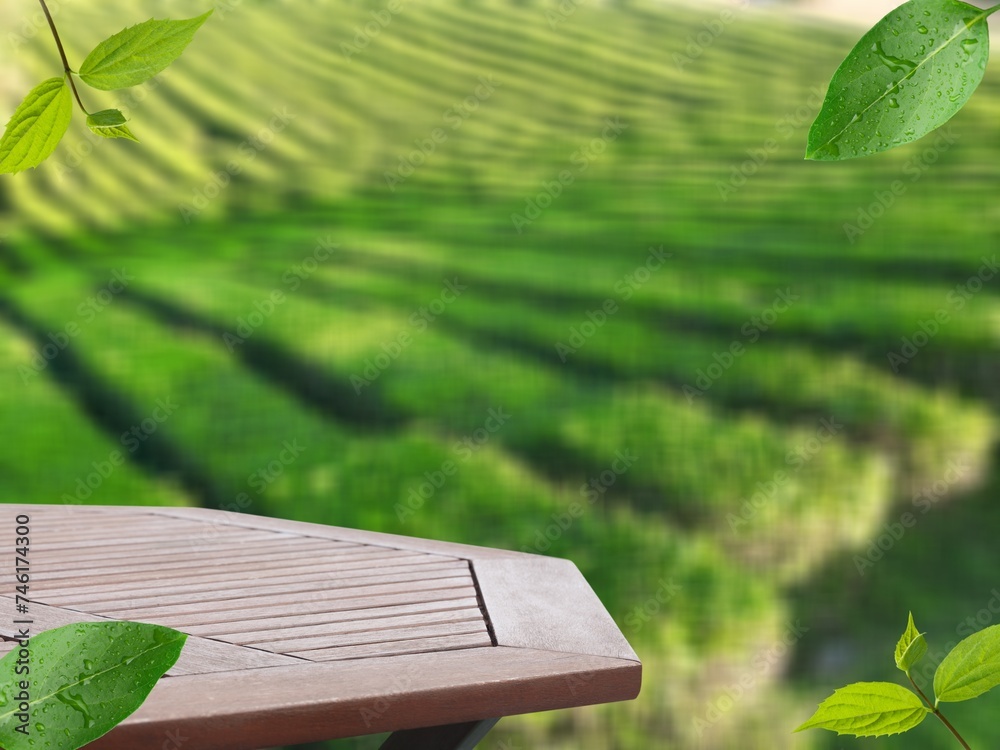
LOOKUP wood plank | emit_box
[28,546,430,583]
[27,552,447,590]
[238,606,486,646]
[473,556,640,662]
[36,559,464,601]
[3,504,642,750]
[86,647,641,750]
[32,538,338,572]
[19,510,168,528]
[31,529,280,552]
[32,535,336,566]
[145,506,526,560]
[185,596,483,639]
[98,575,477,619]
[23,518,208,539]
[20,507,138,519]
[144,587,484,629]
[287,630,492,661]
[0,597,302,675]
[164,635,307,676]
[67,564,472,611]
[264,620,490,654]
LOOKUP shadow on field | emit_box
[121,288,406,433]
[0,295,225,506]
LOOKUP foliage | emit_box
[808,0,997,160]
[0,3,210,173]
[797,613,1000,748]
[1,1,999,748]
[0,621,186,750]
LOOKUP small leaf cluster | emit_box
[0,11,211,174]
[796,612,1000,746]
[0,621,186,750]
[807,0,998,161]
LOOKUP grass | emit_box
[0,0,998,748]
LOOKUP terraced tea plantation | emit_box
[0,1,998,748]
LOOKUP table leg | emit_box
[379,718,500,750]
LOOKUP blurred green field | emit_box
[0,0,998,748]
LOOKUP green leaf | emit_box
[79,11,213,91]
[0,621,187,750]
[806,0,990,160]
[86,109,139,142]
[934,623,1000,703]
[895,611,928,673]
[0,78,73,174]
[795,682,930,737]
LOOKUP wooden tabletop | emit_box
[1,504,641,750]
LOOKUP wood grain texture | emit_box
[87,647,640,749]
[473,556,640,662]
[0,597,300,675]
[183,596,483,639]
[147,504,527,559]
[35,558,462,601]
[0,504,642,748]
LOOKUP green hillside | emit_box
[0,1,998,748]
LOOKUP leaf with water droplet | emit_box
[0,621,186,750]
[807,0,990,160]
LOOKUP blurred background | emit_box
[1,0,998,747]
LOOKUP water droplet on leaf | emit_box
[873,42,916,74]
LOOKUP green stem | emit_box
[908,674,971,750]
[36,0,88,113]
[986,4,1000,17]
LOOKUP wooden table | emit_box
[1,504,642,749]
